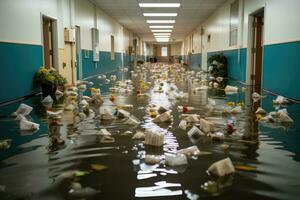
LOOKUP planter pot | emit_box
[41,84,57,100]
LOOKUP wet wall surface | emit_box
[0,67,300,200]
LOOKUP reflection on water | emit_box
[0,64,300,200]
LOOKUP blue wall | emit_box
[0,42,43,104]
[262,41,300,100]
[81,50,132,79]
[207,48,247,82]
[189,53,202,71]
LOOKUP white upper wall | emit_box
[184,0,300,53]
[171,43,182,56]
[0,0,134,53]
[0,0,59,45]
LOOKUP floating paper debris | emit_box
[165,153,188,166]
[230,106,243,114]
[210,132,225,141]
[207,158,235,176]
[153,110,173,123]
[255,107,267,115]
[11,103,33,117]
[158,106,168,114]
[224,85,238,93]
[115,109,130,119]
[125,116,140,126]
[55,90,64,99]
[145,155,161,165]
[181,114,200,123]
[252,92,261,102]
[47,110,63,119]
[98,129,111,136]
[78,84,87,91]
[132,131,145,140]
[99,107,116,120]
[110,75,117,81]
[200,118,215,133]
[216,77,223,82]
[20,116,39,131]
[100,135,115,143]
[187,126,205,139]
[145,130,164,147]
[177,146,200,157]
[273,95,289,104]
[179,120,187,130]
[0,139,12,150]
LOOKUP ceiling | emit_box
[90,0,227,43]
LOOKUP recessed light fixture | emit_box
[151,29,172,32]
[143,13,178,17]
[139,3,180,8]
[149,25,174,28]
[147,20,175,24]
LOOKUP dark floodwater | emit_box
[0,69,300,200]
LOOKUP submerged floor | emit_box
[0,64,300,200]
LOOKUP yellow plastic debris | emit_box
[91,164,107,171]
[235,165,257,172]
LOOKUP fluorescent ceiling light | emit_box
[143,13,178,17]
[139,3,180,8]
[151,29,172,32]
[149,25,174,28]
[154,36,170,38]
[147,20,175,24]
[153,33,171,36]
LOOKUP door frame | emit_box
[75,25,83,80]
[246,7,265,92]
[40,13,58,70]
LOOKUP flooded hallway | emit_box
[0,0,300,199]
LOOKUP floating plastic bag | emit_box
[132,131,145,140]
[153,110,173,123]
[224,85,238,94]
[177,146,200,157]
[20,116,40,131]
[165,153,187,166]
[41,95,53,107]
[110,75,117,81]
[187,126,205,139]
[11,103,33,117]
[207,157,235,176]
[78,84,87,91]
[181,114,200,123]
[145,130,164,147]
[200,118,215,133]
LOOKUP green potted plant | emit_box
[35,67,67,99]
